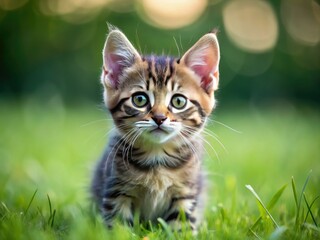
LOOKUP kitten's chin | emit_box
[143,129,177,144]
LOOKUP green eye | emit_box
[132,93,148,108]
[171,94,187,109]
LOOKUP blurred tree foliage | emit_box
[0,0,319,106]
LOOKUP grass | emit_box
[0,97,319,239]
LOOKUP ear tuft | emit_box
[101,27,141,89]
[181,33,220,92]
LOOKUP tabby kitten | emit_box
[91,27,220,232]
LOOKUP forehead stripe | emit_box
[165,58,175,85]
[144,55,175,87]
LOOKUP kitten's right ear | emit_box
[102,28,141,89]
[180,32,220,93]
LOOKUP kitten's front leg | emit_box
[101,195,134,228]
[165,195,199,233]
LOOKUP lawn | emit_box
[0,97,319,239]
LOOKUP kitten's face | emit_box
[101,29,220,147]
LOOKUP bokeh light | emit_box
[38,0,110,24]
[107,0,135,13]
[0,0,27,11]
[137,0,207,29]
[281,0,320,46]
[0,0,319,105]
[223,0,278,53]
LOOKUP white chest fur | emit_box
[130,168,181,221]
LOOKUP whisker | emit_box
[173,36,181,58]
[81,118,112,128]
[184,125,227,154]
[211,119,242,134]
[119,129,141,170]
[182,126,221,164]
[104,128,137,173]
[202,129,228,154]
[123,129,143,167]
[177,132,200,163]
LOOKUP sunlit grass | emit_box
[0,98,319,239]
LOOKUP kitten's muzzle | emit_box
[152,115,167,126]
[150,127,168,134]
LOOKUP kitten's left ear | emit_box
[180,32,220,93]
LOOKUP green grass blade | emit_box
[47,194,52,217]
[267,184,287,210]
[25,189,38,215]
[291,177,298,209]
[303,194,318,227]
[249,228,263,240]
[298,171,311,210]
[46,194,56,228]
[250,184,287,231]
[246,185,279,229]
[0,202,10,221]
[157,218,174,240]
[294,171,312,227]
[1,202,10,213]
[50,209,56,228]
[47,194,52,226]
[303,223,320,233]
[269,226,287,240]
[249,217,262,233]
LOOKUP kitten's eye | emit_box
[171,94,187,109]
[132,93,148,108]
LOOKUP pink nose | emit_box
[152,115,167,126]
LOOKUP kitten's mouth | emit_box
[145,127,176,144]
[150,127,168,134]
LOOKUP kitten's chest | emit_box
[130,169,180,220]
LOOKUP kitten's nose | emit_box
[152,115,167,126]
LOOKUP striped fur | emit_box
[91,27,220,232]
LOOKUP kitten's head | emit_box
[101,27,220,147]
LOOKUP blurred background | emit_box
[0,0,319,106]
[0,2,319,237]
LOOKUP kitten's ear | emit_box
[180,32,220,92]
[102,27,141,89]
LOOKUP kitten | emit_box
[91,26,220,232]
